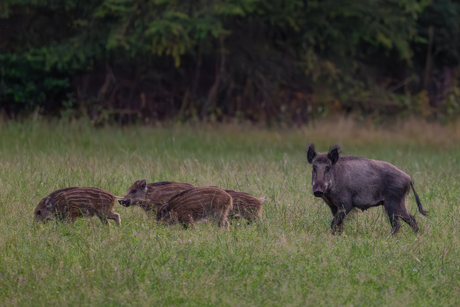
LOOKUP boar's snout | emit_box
[312,182,325,197]
[313,190,324,197]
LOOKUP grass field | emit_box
[0,118,460,306]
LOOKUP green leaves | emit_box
[1,0,459,121]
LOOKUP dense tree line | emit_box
[1,0,459,123]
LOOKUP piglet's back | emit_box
[167,187,232,210]
[147,181,194,208]
[158,186,233,228]
[54,187,117,210]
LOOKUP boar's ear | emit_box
[327,145,340,165]
[306,143,316,164]
[139,179,147,189]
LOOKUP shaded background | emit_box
[1,0,459,124]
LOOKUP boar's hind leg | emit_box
[398,199,419,232]
[401,214,419,232]
[384,204,403,234]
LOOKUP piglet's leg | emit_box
[218,217,230,229]
[107,212,121,226]
[69,212,80,224]
[181,214,194,229]
[96,213,110,226]
[241,207,259,224]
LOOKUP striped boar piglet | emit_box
[157,187,233,228]
[118,179,194,215]
[224,189,264,222]
[34,187,121,225]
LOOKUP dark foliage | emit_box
[1,0,459,123]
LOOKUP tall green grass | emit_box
[0,119,459,306]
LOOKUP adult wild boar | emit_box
[118,180,194,215]
[307,144,428,234]
[34,187,122,225]
[157,186,233,229]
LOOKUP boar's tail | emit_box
[410,182,429,216]
[259,196,267,201]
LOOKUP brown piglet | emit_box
[157,187,233,229]
[224,189,265,222]
[34,187,122,226]
[118,179,194,215]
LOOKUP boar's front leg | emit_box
[330,200,353,234]
[325,201,338,217]
[322,196,338,227]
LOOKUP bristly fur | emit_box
[224,189,264,222]
[34,187,121,225]
[157,186,233,229]
[307,143,428,235]
[119,180,194,215]
[149,181,174,187]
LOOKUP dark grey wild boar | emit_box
[34,187,122,225]
[307,144,428,234]
[118,179,194,215]
[157,186,233,229]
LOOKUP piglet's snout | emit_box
[118,199,128,207]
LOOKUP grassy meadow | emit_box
[0,118,460,306]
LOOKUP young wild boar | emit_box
[34,187,121,226]
[118,180,194,215]
[307,144,428,235]
[224,189,265,223]
[157,187,233,229]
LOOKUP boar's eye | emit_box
[325,166,330,172]
[36,210,42,216]
[130,189,137,194]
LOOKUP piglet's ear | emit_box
[306,143,316,164]
[327,145,340,165]
[160,204,171,216]
[139,179,147,189]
